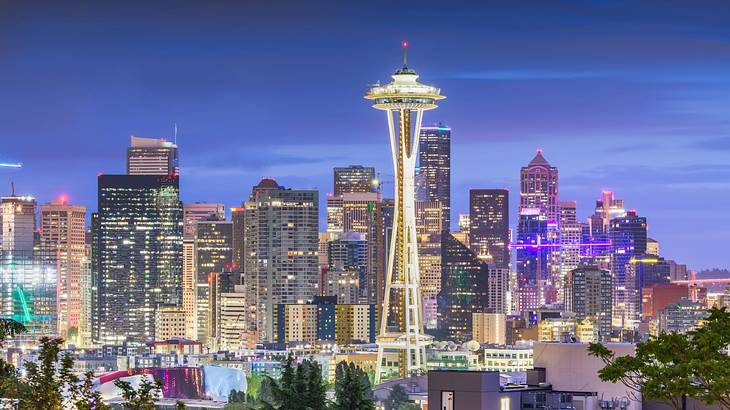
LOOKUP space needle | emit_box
[365,42,445,383]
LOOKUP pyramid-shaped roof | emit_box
[528,149,550,166]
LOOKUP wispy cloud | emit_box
[690,136,730,151]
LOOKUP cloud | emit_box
[690,136,730,151]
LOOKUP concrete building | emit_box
[39,198,86,340]
[93,175,182,344]
[472,313,506,345]
[482,344,533,372]
[126,135,178,176]
[428,371,520,410]
[564,267,612,341]
[154,305,187,341]
[243,178,319,345]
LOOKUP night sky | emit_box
[1,1,729,270]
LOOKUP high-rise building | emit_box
[519,150,558,222]
[418,123,451,231]
[517,150,559,309]
[93,174,183,344]
[564,267,612,341]
[333,165,376,197]
[154,305,187,341]
[193,218,233,345]
[39,198,86,340]
[646,238,659,256]
[472,313,506,345]
[641,283,688,321]
[1,192,36,254]
[126,135,179,176]
[558,201,582,294]
[274,297,375,345]
[217,285,246,351]
[515,208,549,310]
[1,191,58,343]
[326,232,367,304]
[610,210,647,329]
[243,178,319,345]
[365,47,444,382]
[183,203,225,239]
[78,231,93,347]
[469,189,510,270]
[653,298,709,335]
[438,232,493,342]
[231,207,245,269]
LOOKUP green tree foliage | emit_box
[21,337,70,409]
[0,319,26,399]
[383,383,409,410]
[331,361,375,410]
[589,307,730,410]
[686,308,730,409]
[261,355,327,410]
[114,375,163,410]
[175,400,187,410]
[0,319,26,346]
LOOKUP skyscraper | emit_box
[1,191,57,343]
[193,217,233,345]
[519,149,558,222]
[183,203,225,239]
[469,189,510,270]
[333,165,376,196]
[516,150,559,309]
[243,178,319,345]
[610,210,647,329]
[418,123,451,231]
[126,135,179,176]
[39,198,86,340]
[564,267,612,341]
[559,200,582,299]
[438,232,504,342]
[365,45,444,382]
[94,174,183,344]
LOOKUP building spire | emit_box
[402,40,408,67]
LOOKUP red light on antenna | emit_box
[402,40,408,48]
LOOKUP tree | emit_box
[262,355,327,410]
[588,333,697,410]
[20,337,69,410]
[382,383,409,410]
[331,361,375,410]
[686,307,730,409]
[0,320,26,345]
[175,400,187,410]
[114,375,163,410]
[72,371,111,410]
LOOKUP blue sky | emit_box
[1,1,729,270]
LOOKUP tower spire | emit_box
[402,40,408,67]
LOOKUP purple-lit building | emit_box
[610,210,647,330]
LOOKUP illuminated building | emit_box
[243,178,319,345]
[482,345,533,372]
[472,312,506,345]
[469,189,510,270]
[218,287,246,351]
[275,297,374,345]
[342,192,384,304]
[630,254,670,292]
[646,237,659,256]
[231,207,245,268]
[538,318,595,343]
[590,191,625,236]
[438,233,504,342]
[325,232,366,304]
[641,283,688,321]
[333,165,376,196]
[415,200,442,329]
[515,208,549,310]
[208,267,243,349]
[1,192,36,254]
[193,218,233,345]
[365,44,444,383]
[93,174,183,344]
[183,203,224,239]
[154,305,187,341]
[38,198,86,340]
[418,123,451,231]
[126,135,178,176]
[610,210,647,329]
[653,298,708,335]
[520,150,558,222]
[564,267,612,341]
[77,233,93,347]
[558,201,582,291]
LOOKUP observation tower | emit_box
[365,42,445,383]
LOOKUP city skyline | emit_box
[2,1,730,271]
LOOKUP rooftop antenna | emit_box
[174,123,178,145]
[10,182,15,196]
[402,40,408,67]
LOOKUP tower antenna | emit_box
[174,123,178,145]
[402,40,408,67]
[10,182,15,196]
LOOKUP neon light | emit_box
[15,287,31,323]
[509,241,611,249]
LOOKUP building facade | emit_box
[469,189,509,270]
